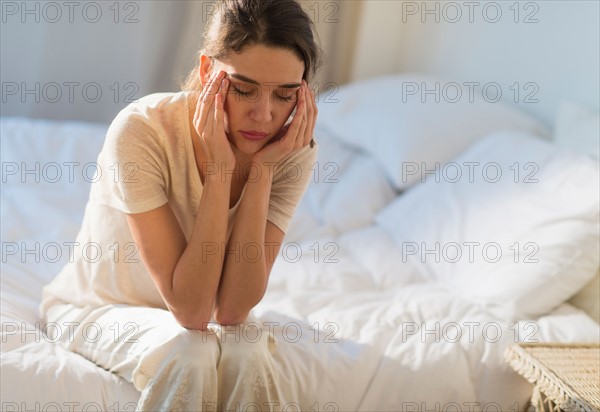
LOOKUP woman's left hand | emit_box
[250,80,317,170]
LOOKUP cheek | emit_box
[223,96,295,129]
[280,105,296,125]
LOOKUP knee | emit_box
[218,322,276,365]
[133,328,220,390]
[170,328,220,367]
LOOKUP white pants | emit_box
[43,303,284,412]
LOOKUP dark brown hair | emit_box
[180,0,324,94]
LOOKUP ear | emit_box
[199,55,214,86]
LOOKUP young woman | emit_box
[39,0,323,409]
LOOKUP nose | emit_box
[248,92,273,123]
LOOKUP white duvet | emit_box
[1,116,598,411]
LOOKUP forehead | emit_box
[216,44,305,85]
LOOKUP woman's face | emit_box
[200,44,305,156]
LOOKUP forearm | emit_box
[170,175,231,329]
[215,168,273,324]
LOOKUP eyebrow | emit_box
[227,73,302,89]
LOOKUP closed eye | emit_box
[232,86,256,97]
[232,84,296,103]
[276,94,295,102]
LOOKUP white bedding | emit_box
[2,116,599,411]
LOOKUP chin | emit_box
[228,133,265,155]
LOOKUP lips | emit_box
[240,130,269,141]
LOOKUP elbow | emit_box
[213,305,250,326]
[177,315,213,331]
[179,321,210,332]
[170,304,214,331]
[212,280,265,326]
[166,275,218,331]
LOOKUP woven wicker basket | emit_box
[504,343,600,412]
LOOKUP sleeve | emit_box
[90,108,169,214]
[267,142,319,235]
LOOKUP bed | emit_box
[2,73,599,411]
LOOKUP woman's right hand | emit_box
[192,70,236,179]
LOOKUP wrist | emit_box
[203,172,233,187]
[244,169,273,198]
[249,160,278,183]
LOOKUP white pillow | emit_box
[374,130,600,319]
[316,73,549,190]
[554,101,600,159]
[554,101,600,323]
[286,125,396,242]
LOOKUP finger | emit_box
[303,82,314,147]
[308,86,318,146]
[295,83,310,147]
[284,86,306,144]
[199,70,221,115]
[194,71,218,136]
[203,72,225,136]
[215,78,228,134]
[200,73,218,137]
[200,71,219,98]
[199,71,224,131]
[195,70,219,116]
[296,98,308,149]
[297,119,308,150]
